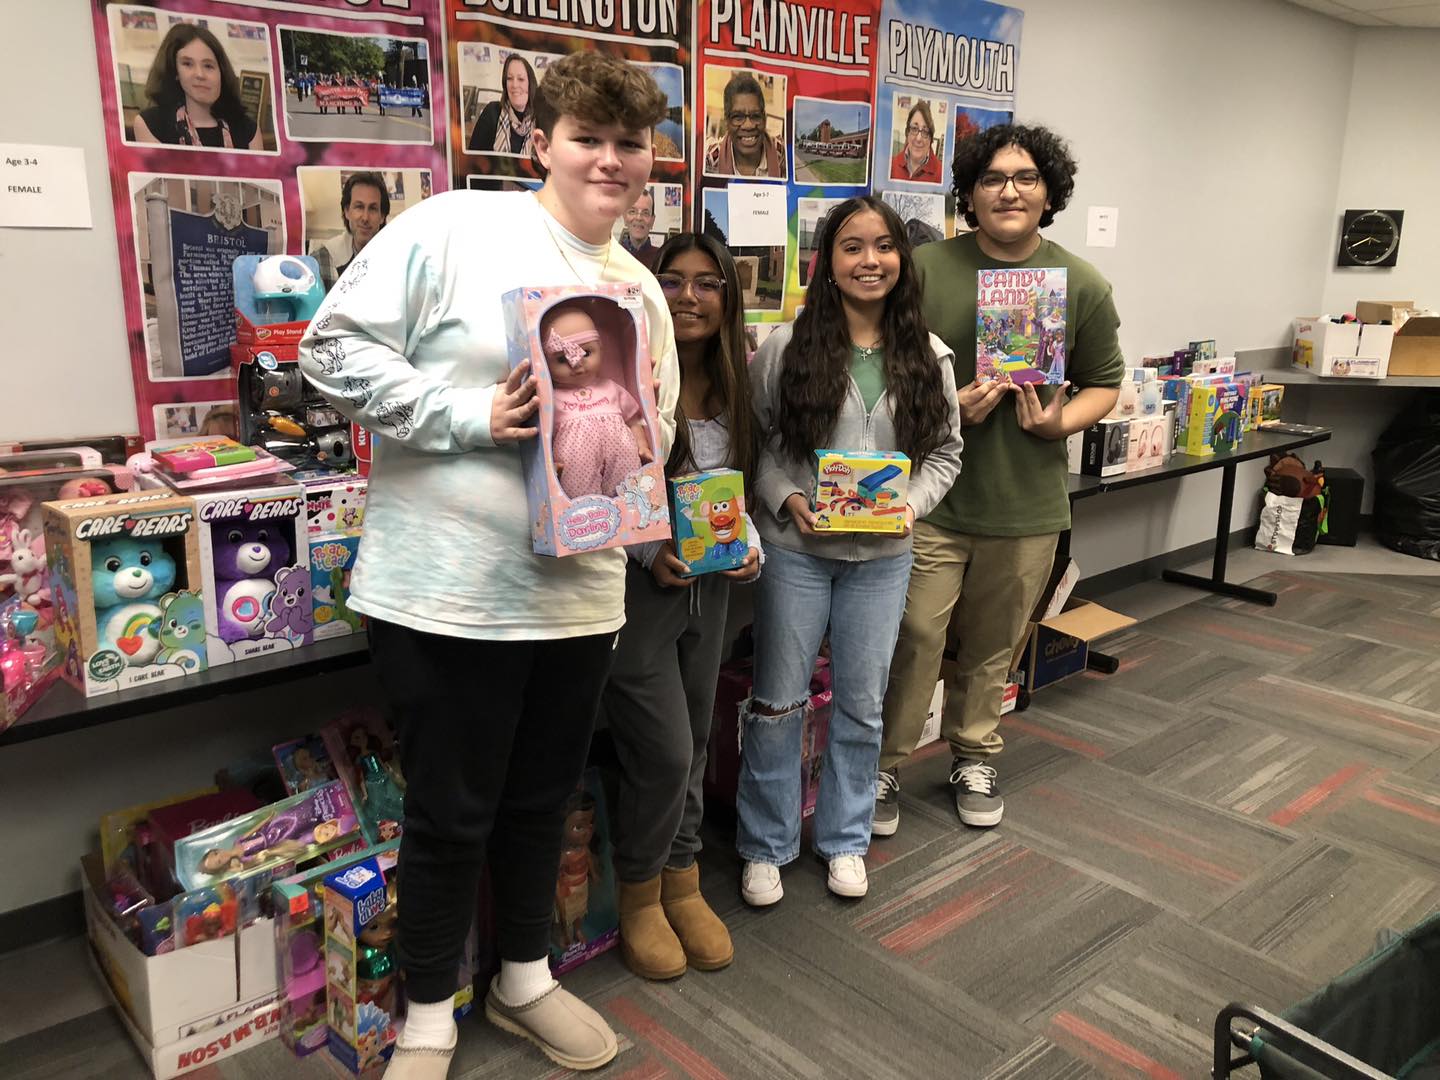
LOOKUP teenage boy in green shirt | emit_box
[874,124,1125,835]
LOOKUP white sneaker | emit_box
[826,855,868,898]
[740,862,783,907]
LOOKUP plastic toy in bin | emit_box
[502,283,671,556]
[810,451,911,534]
[252,255,325,325]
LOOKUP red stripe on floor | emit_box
[613,1055,674,1080]
[1267,763,1370,827]
[1050,1011,1185,1080]
[607,996,730,1080]
[878,850,1045,955]
[1192,619,1312,655]
[1364,788,1440,826]
[1004,716,1107,759]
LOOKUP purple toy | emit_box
[213,523,292,643]
[267,565,314,637]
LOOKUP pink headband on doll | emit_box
[544,328,600,371]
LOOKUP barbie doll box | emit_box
[42,489,207,698]
[501,283,671,557]
[810,450,911,533]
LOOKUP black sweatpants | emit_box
[368,618,616,1004]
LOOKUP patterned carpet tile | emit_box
[1316,773,1440,874]
[1038,913,1314,1080]
[1106,710,1384,827]
[1067,629,1268,708]
[1237,571,1418,630]
[1136,600,1362,674]
[852,832,1158,1023]
[1010,681,1190,762]
[6,1008,153,1080]
[1208,673,1440,769]
[981,1037,1102,1080]
[1292,639,1440,714]
[1201,837,1440,982]
[1000,761,1295,918]
[1406,746,1440,784]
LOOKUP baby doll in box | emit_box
[539,299,653,500]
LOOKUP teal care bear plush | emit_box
[92,537,177,667]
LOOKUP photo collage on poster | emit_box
[93,0,447,440]
[93,1,1021,433]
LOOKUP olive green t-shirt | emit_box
[918,234,1125,536]
[850,345,885,413]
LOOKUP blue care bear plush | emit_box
[212,522,292,643]
[92,537,177,667]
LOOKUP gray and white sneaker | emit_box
[949,757,1003,827]
[872,768,900,837]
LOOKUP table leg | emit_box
[1161,463,1278,605]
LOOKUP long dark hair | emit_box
[774,196,950,469]
[144,24,249,128]
[655,233,756,485]
[500,54,537,119]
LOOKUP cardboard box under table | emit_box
[83,853,280,1078]
[1011,599,1136,693]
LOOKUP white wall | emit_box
[1320,30,1440,315]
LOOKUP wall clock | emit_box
[1337,208,1403,268]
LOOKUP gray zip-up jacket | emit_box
[750,322,964,561]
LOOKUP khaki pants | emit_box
[880,522,1059,770]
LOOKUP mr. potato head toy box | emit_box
[501,283,671,556]
[42,490,207,697]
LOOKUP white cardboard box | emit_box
[1292,318,1393,378]
[83,853,280,1076]
[917,680,943,747]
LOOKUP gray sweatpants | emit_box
[602,560,732,883]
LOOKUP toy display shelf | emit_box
[0,634,369,748]
[1066,427,1333,606]
[1260,370,1439,388]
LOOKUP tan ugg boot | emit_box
[661,863,734,971]
[618,876,686,980]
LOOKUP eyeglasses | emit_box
[977,169,1043,193]
[656,273,725,299]
[906,125,932,138]
[727,111,766,126]
[623,208,654,220]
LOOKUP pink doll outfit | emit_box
[552,380,644,499]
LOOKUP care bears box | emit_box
[192,484,312,666]
[501,283,671,557]
[309,532,364,640]
[668,469,748,575]
[41,490,206,697]
[810,451,911,534]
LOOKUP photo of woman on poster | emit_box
[703,68,787,181]
[889,99,942,184]
[132,23,264,151]
[467,53,538,155]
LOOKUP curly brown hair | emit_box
[533,51,667,137]
[951,123,1077,230]
[774,196,951,470]
[143,23,249,129]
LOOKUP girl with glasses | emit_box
[601,233,761,981]
[737,195,963,905]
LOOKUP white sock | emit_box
[496,957,556,1006]
[398,997,457,1050]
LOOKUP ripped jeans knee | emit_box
[745,696,807,723]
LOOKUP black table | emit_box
[0,634,370,748]
[1065,427,1332,606]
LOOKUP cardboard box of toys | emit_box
[42,490,207,696]
[501,283,671,557]
[811,450,911,533]
[1292,317,1393,379]
[191,484,312,666]
[302,476,366,535]
[1355,300,1440,377]
[323,858,399,1072]
[231,254,361,473]
[82,852,282,1079]
[669,469,748,575]
[309,532,364,639]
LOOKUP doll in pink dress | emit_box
[540,302,652,500]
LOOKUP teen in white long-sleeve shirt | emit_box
[299,53,676,1079]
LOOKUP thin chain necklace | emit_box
[538,200,612,285]
[852,337,883,358]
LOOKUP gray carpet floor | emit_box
[6,568,1440,1079]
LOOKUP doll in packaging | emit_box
[539,299,653,500]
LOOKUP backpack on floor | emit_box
[1255,453,1328,555]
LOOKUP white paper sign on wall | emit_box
[727,184,787,247]
[0,143,92,229]
[1086,205,1118,249]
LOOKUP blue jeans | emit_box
[736,543,913,864]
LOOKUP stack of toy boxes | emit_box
[42,489,207,696]
[811,451,911,533]
[190,484,312,666]
[304,478,366,641]
[1259,384,1286,425]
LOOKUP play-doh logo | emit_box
[558,497,620,551]
[311,541,352,571]
[200,496,303,523]
[75,511,193,541]
[821,462,853,478]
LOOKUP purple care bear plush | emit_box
[266,565,313,638]
[213,522,292,643]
